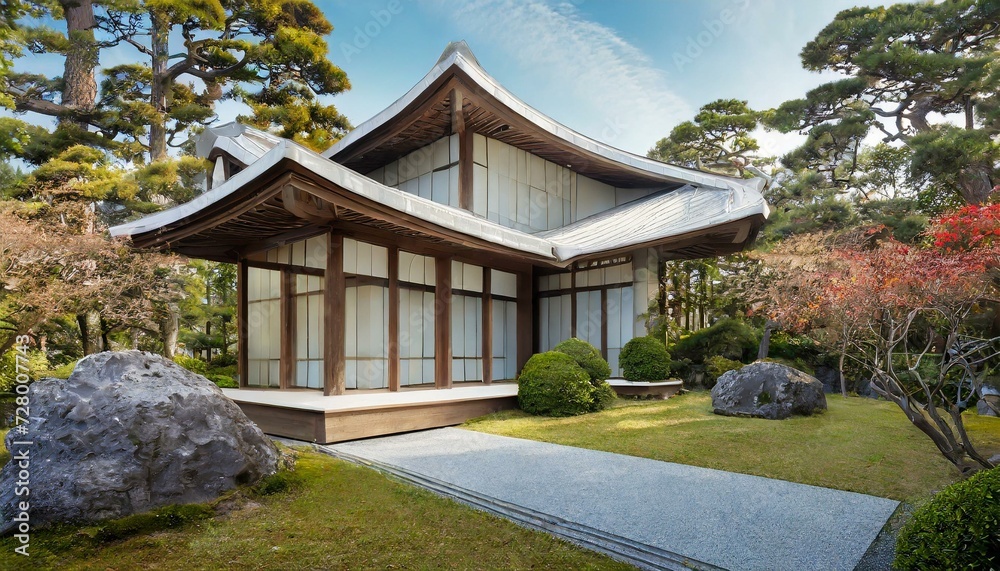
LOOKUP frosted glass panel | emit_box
[399,288,436,386]
[345,284,389,390]
[247,267,281,387]
[492,299,518,380]
[293,275,324,389]
[452,294,483,382]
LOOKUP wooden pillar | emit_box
[324,233,346,396]
[279,269,295,389]
[600,288,609,360]
[482,267,493,385]
[388,246,400,392]
[570,267,578,338]
[237,259,249,388]
[435,257,452,389]
[516,267,533,372]
[453,88,474,212]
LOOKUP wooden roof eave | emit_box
[124,157,560,268]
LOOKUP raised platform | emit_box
[607,379,683,400]
[223,384,518,443]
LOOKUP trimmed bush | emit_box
[172,354,208,375]
[210,353,238,368]
[517,352,594,417]
[704,355,743,388]
[895,467,1000,570]
[207,374,238,388]
[590,381,618,412]
[553,338,611,383]
[671,318,759,364]
[620,337,671,382]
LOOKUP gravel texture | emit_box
[331,427,899,571]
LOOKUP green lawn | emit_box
[0,449,632,571]
[464,392,1000,502]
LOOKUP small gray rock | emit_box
[0,351,278,533]
[977,395,1000,417]
[711,361,827,420]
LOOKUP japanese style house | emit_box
[110,42,769,443]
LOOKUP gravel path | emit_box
[328,427,899,571]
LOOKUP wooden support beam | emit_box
[325,233,346,396]
[570,266,577,338]
[388,246,400,392]
[280,269,295,389]
[600,288,609,361]
[435,257,453,389]
[517,267,533,373]
[482,267,493,385]
[237,259,249,388]
[453,87,474,212]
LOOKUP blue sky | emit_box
[16,0,883,159]
[307,0,870,157]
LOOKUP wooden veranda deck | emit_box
[223,384,518,443]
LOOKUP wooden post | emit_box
[482,267,492,385]
[516,267,533,373]
[435,257,452,389]
[280,269,295,389]
[388,246,400,391]
[570,267,577,338]
[453,88,474,212]
[600,288,609,360]
[325,233,346,396]
[237,259,249,388]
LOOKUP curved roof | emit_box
[110,42,768,266]
[325,41,767,197]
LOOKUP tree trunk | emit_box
[957,165,995,205]
[757,320,777,361]
[100,316,111,352]
[59,0,98,122]
[838,344,848,398]
[149,12,170,161]
[162,304,179,358]
[76,313,100,355]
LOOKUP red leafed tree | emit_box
[765,211,1000,474]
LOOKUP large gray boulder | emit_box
[0,351,278,534]
[711,361,827,420]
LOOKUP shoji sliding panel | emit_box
[344,238,390,390]
[490,269,518,381]
[293,275,324,389]
[246,267,281,387]
[451,261,483,383]
[398,251,436,386]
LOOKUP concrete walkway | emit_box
[324,428,899,571]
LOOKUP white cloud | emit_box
[424,0,691,154]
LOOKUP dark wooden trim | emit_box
[237,259,249,388]
[388,246,400,392]
[482,267,493,385]
[455,88,475,212]
[570,266,578,338]
[325,233,346,396]
[245,259,325,277]
[517,267,533,372]
[280,269,295,389]
[435,256,453,389]
[600,288,609,360]
[537,282,632,298]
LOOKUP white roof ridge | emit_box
[323,42,765,194]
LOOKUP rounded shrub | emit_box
[208,374,238,388]
[590,381,618,412]
[517,352,594,417]
[553,338,611,383]
[895,466,1000,570]
[620,337,671,382]
[704,355,743,388]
